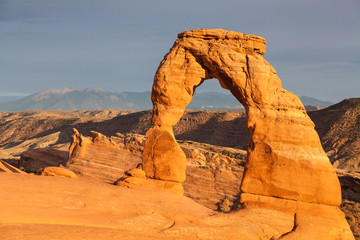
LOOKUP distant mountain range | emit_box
[0,88,152,111]
[0,88,333,111]
[298,96,333,106]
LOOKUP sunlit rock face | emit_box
[142,29,354,239]
[143,28,340,205]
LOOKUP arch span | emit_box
[142,29,341,206]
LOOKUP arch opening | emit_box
[186,78,244,111]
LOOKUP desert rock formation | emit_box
[67,129,142,183]
[66,129,247,206]
[142,29,353,239]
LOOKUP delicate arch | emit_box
[142,29,341,206]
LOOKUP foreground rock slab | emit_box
[0,173,354,240]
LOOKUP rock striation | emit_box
[67,129,142,183]
[142,29,354,239]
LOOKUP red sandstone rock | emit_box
[115,175,184,196]
[125,168,146,178]
[239,193,354,240]
[143,28,341,205]
[141,29,352,239]
[67,129,141,183]
[143,126,186,182]
[19,148,68,172]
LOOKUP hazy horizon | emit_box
[0,86,336,106]
[1,0,359,102]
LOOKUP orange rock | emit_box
[143,126,186,182]
[67,129,141,183]
[143,29,341,206]
[115,175,184,196]
[115,175,146,185]
[41,166,77,178]
[124,168,146,178]
[239,193,354,240]
[0,171,353,239]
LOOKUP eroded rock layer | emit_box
[67,129,142,183]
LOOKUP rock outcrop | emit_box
[337,169,360,202]
[41,166,77,178]
[67,129,142,183]
[19,148,68,172]
[142,29,354,239]
[115,166,184,195]
[66,128,247,208]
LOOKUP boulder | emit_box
[19,148,68,172]
[41,166,77,178]
[125,168,146,178]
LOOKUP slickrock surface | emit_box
[0,173,354,240]
[142,29,353,239]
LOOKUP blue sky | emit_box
[0,0,359,102]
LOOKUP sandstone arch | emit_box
[142,29,341,206]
